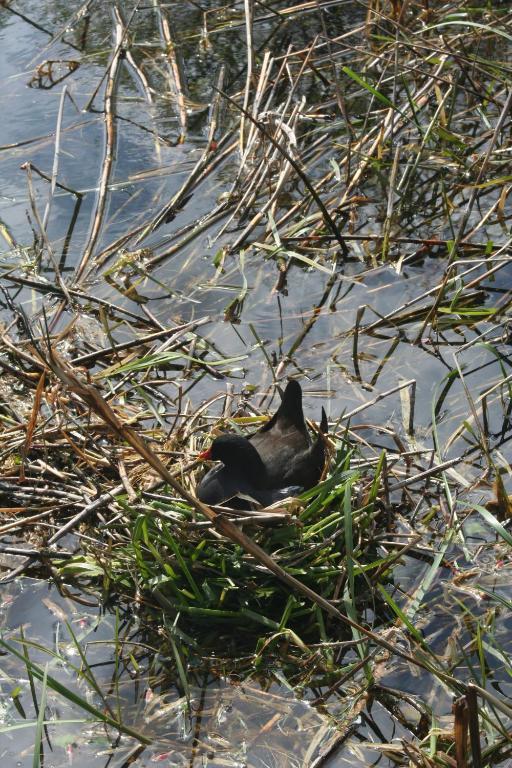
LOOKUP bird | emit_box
[196,434,299,508]
[197,380,328,507]
[249,379,327,489]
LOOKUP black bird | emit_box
[197,380,328,507]
[250,380,327,489]
[196,434,298,508]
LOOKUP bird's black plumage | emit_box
[250,380,327,489]
[197,381,328,507]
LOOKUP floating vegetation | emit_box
[1,0,512,765]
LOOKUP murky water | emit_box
[1,1,512,766]
[2,1,511,443]
[0,578,430,767]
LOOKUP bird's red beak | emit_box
[199,448,212,460]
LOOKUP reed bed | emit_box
[1,0,511,765]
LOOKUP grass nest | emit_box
[56,403,384,648]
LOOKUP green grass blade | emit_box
[472,504,512,546]
[342,66,403,116]
[32,664,48,768]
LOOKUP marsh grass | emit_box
[1,0,512,764]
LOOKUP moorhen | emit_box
[197,380,328,507]
[250,380,327,489]
[196,434,300,508]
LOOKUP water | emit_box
[0,579,389,766]
[1,0,510,446]
[1,1,512,766]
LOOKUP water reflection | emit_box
[1,1,512,766]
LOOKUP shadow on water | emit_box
[0,578,404,766]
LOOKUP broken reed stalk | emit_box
[154,0,187,141]
[21,161,82,198]
[130,134,237,250]
[42,84,68,232]
[22,162,74,308]
[73,11,124,284]
[215,87,349,257]
[415,85,512,341]
[239,0,254,155]
[114,3,153,106]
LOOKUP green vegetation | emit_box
[0,0,511,765]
